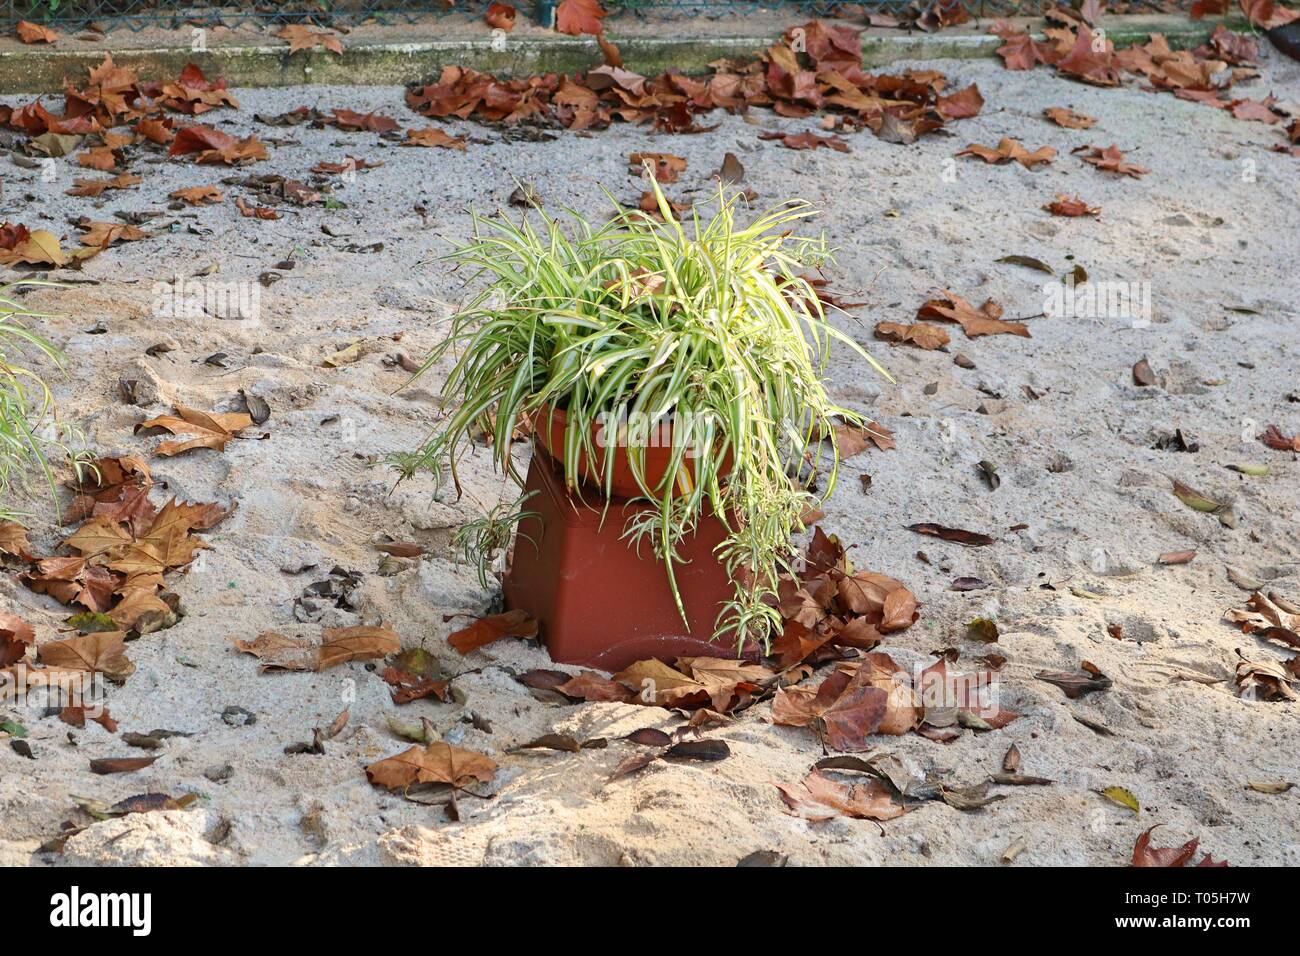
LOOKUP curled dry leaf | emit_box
[1036,661,1112,698]
[448,608,538,654]
[1260,424,1300,453]
[906,522,996,547]
[16,21,60,43]
[1223,591,1300,648]
[776,769,909,821]
[1075,143,1148,178]
[0,612,35,667]
[486,3,518,31]
[1132,825,1227,867]
[759,130,851,152]
[1044,194,1100,217]
[628,152,686,183]
[555,0,608,36]
[832,420,896,457]
[956,138,1055,169]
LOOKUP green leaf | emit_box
[1099,785,1140,813]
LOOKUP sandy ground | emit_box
[1,41,1299,867]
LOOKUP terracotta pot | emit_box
[503,451,750,670]
[532,404,731,500]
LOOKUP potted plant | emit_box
[393,180,885,656]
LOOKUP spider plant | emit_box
[0,280,74,524]
[393,179,886,652]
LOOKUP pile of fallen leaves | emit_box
[407,19,982,145]
[0,56,268,267]
[992,3,1296,156]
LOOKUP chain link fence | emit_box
[3,0,1187,33]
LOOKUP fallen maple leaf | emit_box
[555,0,608,36]
[36,630,135,681]
[917,291,1030,338]
[327,109,398,133]
[1239,0,1299,28]
[448,608,538,654]
[404,127,467,150]
[77,220,147,248]
[135,404,253,456]
[65,173,142,197]
[365,741,497,790]
[21,557,118,612]
[1075,143,1149,178]
[874,321,950,350]
[832,420,896,457]
[16,21,60,44]
[1133,825,1228,866]
[957,138,1056,169]
[235,197,280,220]
[276,24,344,55]
[169,185,224,205]
[1044,106,1097,128]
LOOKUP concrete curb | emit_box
[0,15,1251,94]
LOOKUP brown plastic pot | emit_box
[532,404,731,500]
[503,449,747,670]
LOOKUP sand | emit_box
[1,43,1298,867]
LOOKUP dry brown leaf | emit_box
[447,609,538,654]
[874,321,950,350]
[35,630,134,681]
[957,138,1056,169]
[917,291,1030,338]
[17,21,60,43]
[365,741,498,790]
[135,404,253,457]
[276,24,344,55]
[404,127,467,150]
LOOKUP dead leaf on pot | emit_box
[365,741,497,790]
[447,608,538,654]
[776,769,908,821]
[613,658,710,709]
